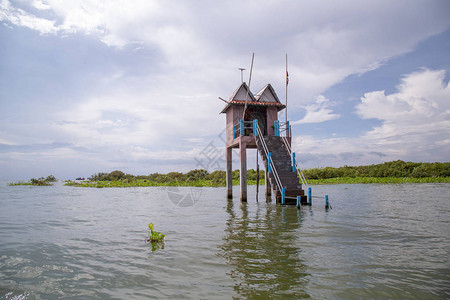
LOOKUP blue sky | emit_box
[1,0,449,180]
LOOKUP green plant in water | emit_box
[147,223,165,243]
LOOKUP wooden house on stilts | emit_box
[221,82,309,205]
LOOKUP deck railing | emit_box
[233,120,292,138]
[233,119,255,138]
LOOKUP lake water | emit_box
[0,182,449,299]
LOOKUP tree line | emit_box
[88,169,265,185]
[302,160,449,179]
[87,160,448,184]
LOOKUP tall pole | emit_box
[285,54,288,123]
[243,53,254,121]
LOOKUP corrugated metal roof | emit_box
[220,83,286,113]
[220,99,285,113]
[228,82,257,102]
[254,84,281,103]
[229,100,284,106]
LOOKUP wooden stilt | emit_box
[226,147,233,198]
[265,168,271,199]
[256,150,259,201]
[239,139,247,202]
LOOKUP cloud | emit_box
[0,0,58,34]
[2,1,450,95]
[292,95,340,124]
[1,1,450,178]
[292,69,450,167]
[356,68,450,157]
[0,142,72,153]
[31,0,51,11]
[357,68,449,122]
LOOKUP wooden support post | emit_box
[292,152,296,172]
[226,147,233,198]
[256,150,259,201]
[240,119,244,137]
[268,152,272,172]
[265,168,271,199]
[253,119,258,136]
[308,187,312,205]
[239,139,247,202]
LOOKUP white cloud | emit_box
[31,0,51,10]
[356,69,450,157]
[357,69,449,121]
[292,95,340,124]
[2,1,450,97]
[293,69,450,167]
[1,1,450,177]
[0,0,57,34]
[54,73,224,151]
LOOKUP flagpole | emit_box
[285,54,288,124]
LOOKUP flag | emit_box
[286,71,289,86]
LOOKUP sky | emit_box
[1,0,449,180]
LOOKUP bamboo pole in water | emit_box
[243,53,254,121]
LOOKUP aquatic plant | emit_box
[45,175,57,182]
[30,177,53,186]
[147,223,165,243]
[9,176,56,186]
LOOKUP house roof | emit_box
[220,82,285,113]
[228,82,257,102]
[254,84,282,103]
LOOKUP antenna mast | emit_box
[238,68,246,83]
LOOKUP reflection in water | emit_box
[220,199,310,298]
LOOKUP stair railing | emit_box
[274,121,291,137]
[254,121,284,195]
[281,135,309,190]
[279,121,290,137]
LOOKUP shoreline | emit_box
[61,177,450,188]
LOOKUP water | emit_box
[0,182,449,299]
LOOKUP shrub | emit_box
[185,169,208,182]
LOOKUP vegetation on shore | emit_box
[64,169,262,188]
[302,161,449,179]
[9,175,57,186]
[303,161,450,184]
[63,160,449,188]
[307,176,450,185]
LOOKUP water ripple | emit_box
[0,182,448,299]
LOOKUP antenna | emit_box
[238,68,246,83]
